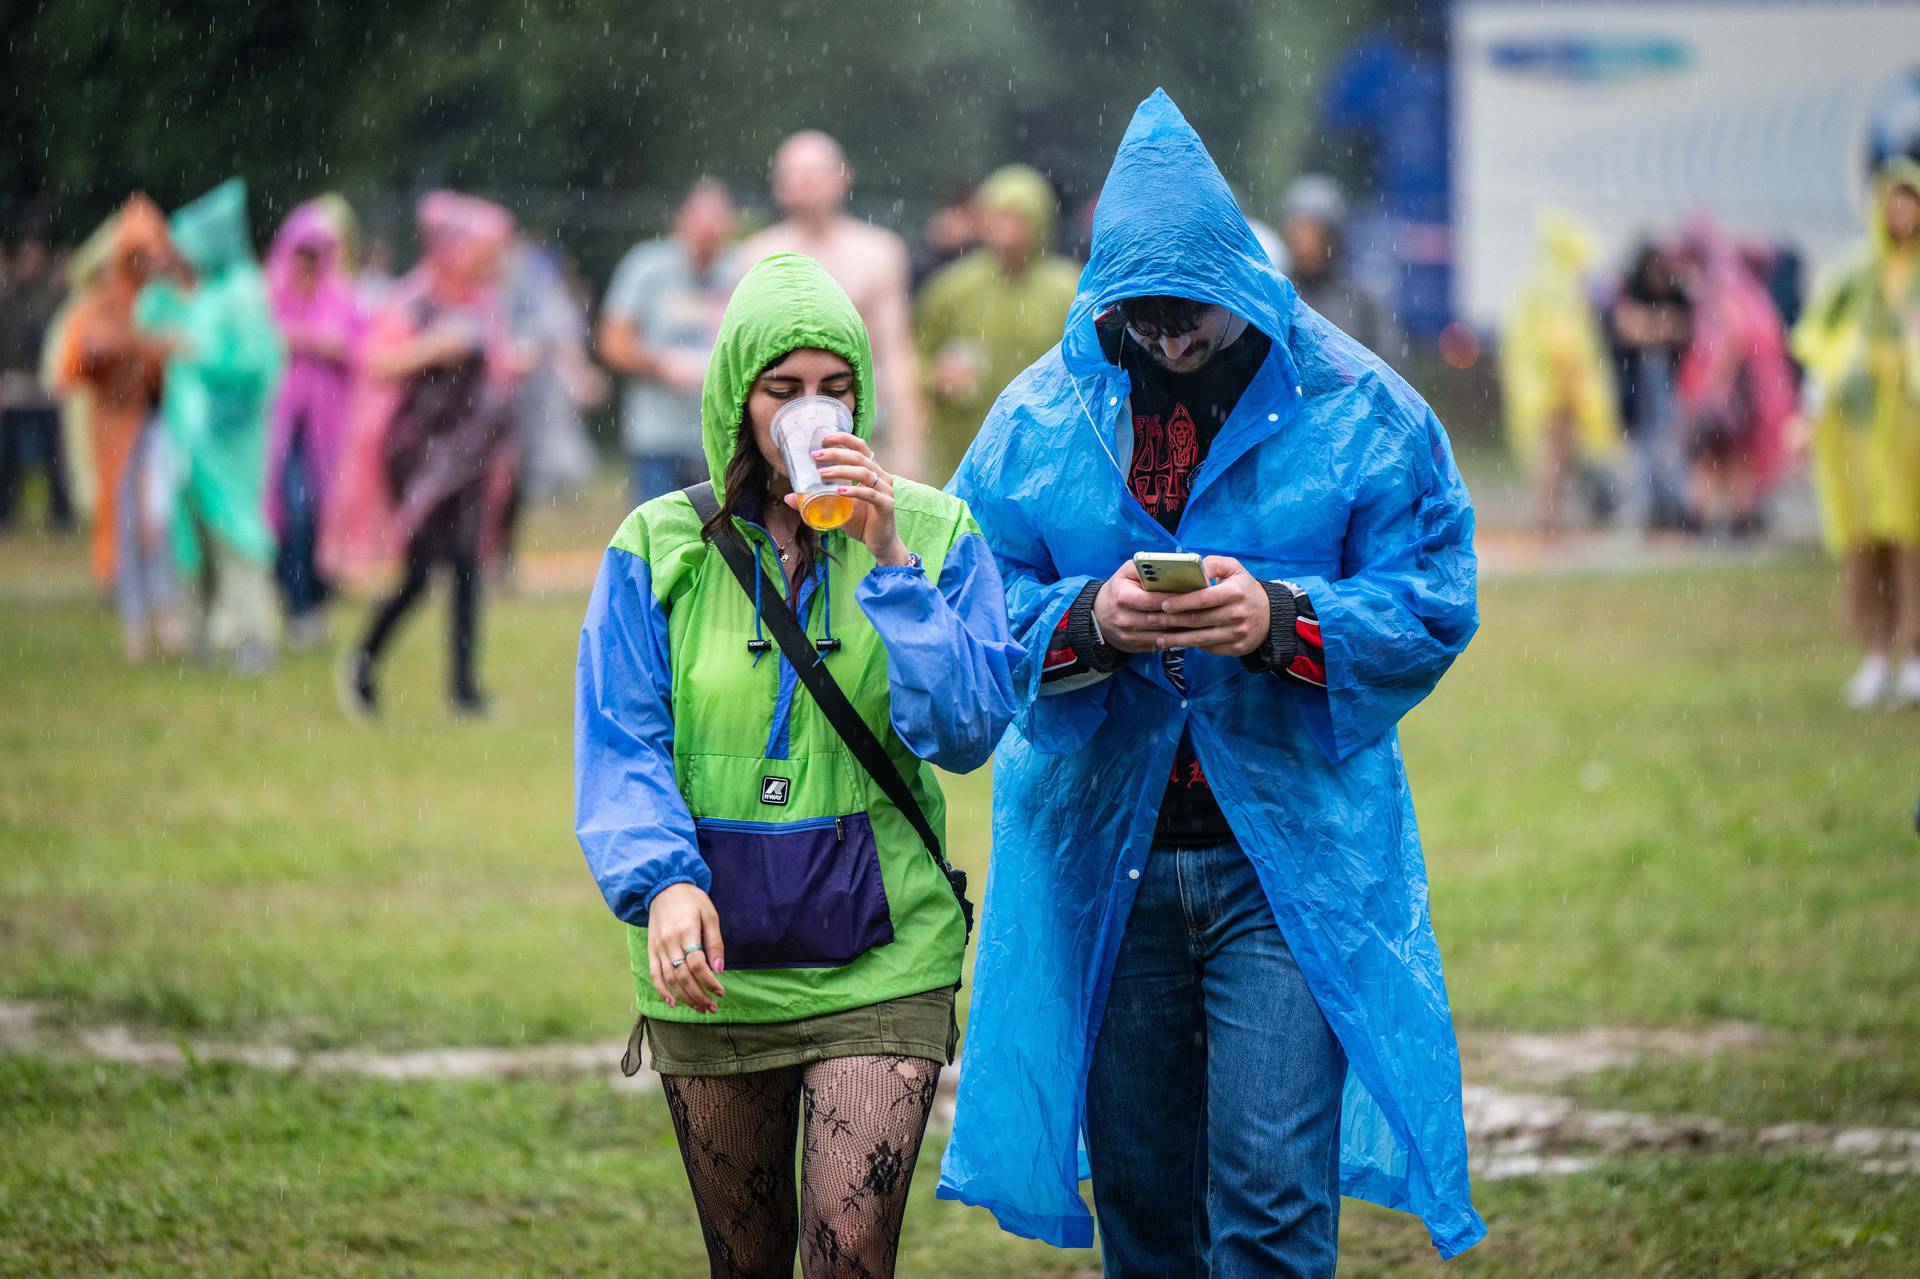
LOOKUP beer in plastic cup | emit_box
[771,396,856,530]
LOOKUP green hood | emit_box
[170,178,256,279]
[1870,156,1920,260]
[977,163,1057,252]
[699,252,876,500]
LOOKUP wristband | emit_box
[1067,581,1126,671]
[1240,580,1301,674]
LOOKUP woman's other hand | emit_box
[646,883,726,1014]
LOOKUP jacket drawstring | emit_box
[747,540,771,665]
[748,534,840,663]
[817,561,840,656]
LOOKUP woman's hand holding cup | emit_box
[790,431,910,567]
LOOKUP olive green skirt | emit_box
[628,986,958,1077]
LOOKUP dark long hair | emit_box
[699,408,824,583]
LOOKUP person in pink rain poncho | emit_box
[328,191,516,719]
[1674,215,1798,538]
[265,197,364,648]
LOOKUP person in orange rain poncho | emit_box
[49,195,185,660]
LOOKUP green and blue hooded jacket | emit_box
[575,253,1019,1024]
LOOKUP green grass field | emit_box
[3,511,1918,1276]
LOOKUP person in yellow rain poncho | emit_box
[1501,210,1623,535]
[136,179,285,676]
[41,214,121,526]
[1794,157,1920,709]
[915,164,1081,486]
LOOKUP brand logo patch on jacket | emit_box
[760,776,791,806]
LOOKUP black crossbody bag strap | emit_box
[684,482,974,938]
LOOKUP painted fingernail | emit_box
[714,959,724,973]
[838,486,850,493]
[665,996,676,1008]
[812,450,825,458]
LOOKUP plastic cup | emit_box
[771,396,857,530]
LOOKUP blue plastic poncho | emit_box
[940,90,1486,1259]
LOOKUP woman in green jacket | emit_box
[575,253,1019,1277]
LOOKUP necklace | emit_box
[769,523,797,565]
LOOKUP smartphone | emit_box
[1132,551,1209,594]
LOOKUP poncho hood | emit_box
[1870,155,1920,259]
[976,164,1058,255]
[1537,207,1598,276]
[1063,88,1301,403]
[89,195,171,301]
[266,198,357,324]
[698,252,876,500]
[170,179,255,280]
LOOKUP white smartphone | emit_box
[1132,551,1208,594]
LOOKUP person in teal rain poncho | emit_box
[137,179,284,673]
[942,91,1484,1273]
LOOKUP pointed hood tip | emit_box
[169,178,256,276]
[1126,87,1189,136]
[1070,86,1293,367]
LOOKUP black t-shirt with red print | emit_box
[1103,314,1261,845]
[1099,313,1270,535]
[1039,315,1327,848]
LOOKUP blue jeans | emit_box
[113,417,177,629]
[1085,843,1346,1279]
[628,451,701,509]
[274,434,327,620]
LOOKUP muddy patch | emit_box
[0,1000,652,1091]
[7,1003,1913,1178]
[1467,1022,1783,1086]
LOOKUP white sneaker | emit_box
[1893,658,1920,709]
[1843,655,1892,710]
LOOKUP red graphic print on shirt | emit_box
[1129,403,1201,520]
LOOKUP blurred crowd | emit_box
[1498,158,1920,707]
[4,132,1914,712]
[0,130,1396,714]
[1499,209,1800,542]
[0,180,603,710]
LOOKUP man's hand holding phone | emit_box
[1091,560,1169,653]
[1093,555,1273,657]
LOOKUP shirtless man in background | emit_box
[740,130,928,479]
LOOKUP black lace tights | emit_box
[660,1055,941,1279]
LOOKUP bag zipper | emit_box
[694,814,849,837]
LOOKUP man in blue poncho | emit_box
[942,91,1485,1273]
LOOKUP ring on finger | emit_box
[669,956,686,969]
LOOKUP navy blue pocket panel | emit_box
[694,813,894,969]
